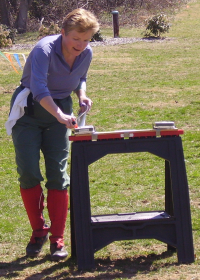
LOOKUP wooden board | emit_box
[69,128,184,142]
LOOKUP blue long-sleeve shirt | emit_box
[21,34,92,102]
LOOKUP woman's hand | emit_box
[79,96,93,112]
[40,96,77,128]
[76,89,93,112]
[56,111,77,128]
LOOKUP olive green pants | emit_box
[12,86,72,190]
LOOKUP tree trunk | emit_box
[10,0,18,12]
[0,0,11,26]
[15,0,34,33]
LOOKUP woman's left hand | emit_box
[79,96,93,112]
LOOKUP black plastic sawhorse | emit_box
[70,133,194,270]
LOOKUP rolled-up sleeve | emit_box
[30,47,51,102]
[74,78,87,92]
[74,51,92,93]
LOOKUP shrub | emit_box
[38,22,60,39]
[91,30,104,42]
[0,25,16,48]
[144,13,170,37]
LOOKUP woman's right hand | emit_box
[56,112,77,128]
[40,96,77,128]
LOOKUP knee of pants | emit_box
[44,155,70,190]
[45,174,70,190]
[14,146,43,189]
[18,166,44,189]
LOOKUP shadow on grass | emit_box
[0,250,180,279]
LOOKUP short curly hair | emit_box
[62,8,99,36]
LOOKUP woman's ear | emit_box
[61,28,65,36]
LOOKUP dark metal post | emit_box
[111,11,119,38]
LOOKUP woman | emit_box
[7,8,99,260]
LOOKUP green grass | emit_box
[1,1,200,279]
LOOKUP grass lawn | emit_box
[0,1,200,279]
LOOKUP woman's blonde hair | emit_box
[62,8,99,35]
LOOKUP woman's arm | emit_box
[40,96,76,128]
[76,89,93,109]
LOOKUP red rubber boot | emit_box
[47,189,69,261]
[20,184,49,257]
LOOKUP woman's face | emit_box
[61,28,93,57]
